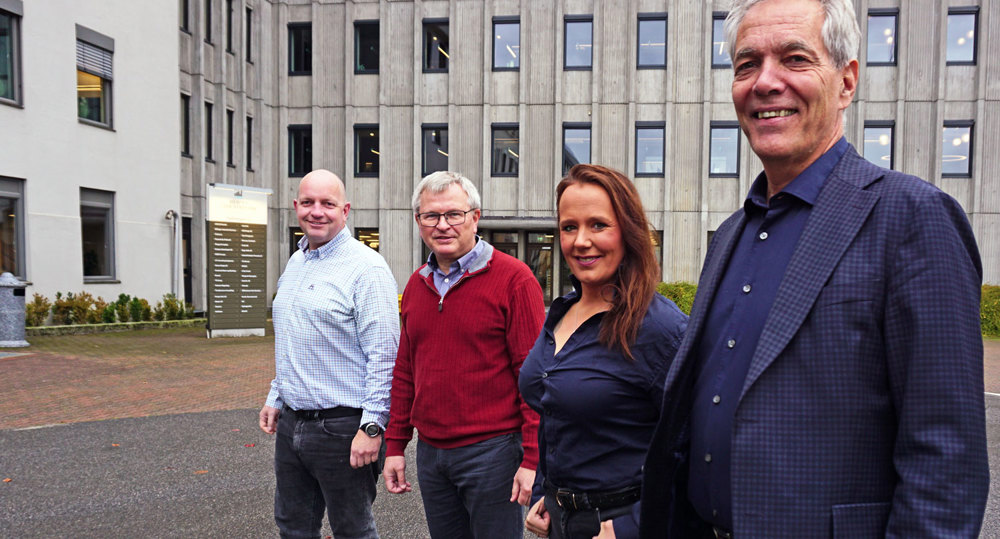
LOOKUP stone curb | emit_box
[26,318,208,336]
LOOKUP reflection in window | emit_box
[563,124,591,175]
[80,188,115,280]
[289,226,303,256]
[288,23,312,75]
[863,122,894,169]
[422,125,448,176]
[423,20,449,72]
[709,124,740,176]
[355,21,378,74]
[941,121,973,176]
[355,125,379,176]
[946,8,977,64]
[288,124,312,177]
[491,124,519,176]
[712,13,730,67]
[650,230,663,270]
[355,228,380,251]
[76,30,114,127]
[637,15,666,68]
[564,17,593,69]
[0,8,21,104]
[0,177,24,278]
[867,11,897,65]
[636,123,665,176]
[528,232,555,305]
[493,19,519,70]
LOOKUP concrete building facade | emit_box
[0,0,180,302]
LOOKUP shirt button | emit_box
[759,231,768,240]
[727,339,736,349]
[712,510,718,517]
[444,278,450,283]
[712,395,721,404]
[742,284,751,293]
[704,453,712,463]
[541,372,548,378]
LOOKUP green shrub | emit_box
[983,285,1000,337]
[128,297,152,322]
[86,296,108,325]
[114,294,131,323]
[656,281,697,316]
[102,303,117,323]
[25,293,51,327]
[154,293,187,321]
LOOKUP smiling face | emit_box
[558,182,625,298]
[417,182,481,269]
[293,171,350,250]
[731,0,858,184]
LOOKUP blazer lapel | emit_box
[740,152,881,398]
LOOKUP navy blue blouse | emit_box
[519,288,687,537]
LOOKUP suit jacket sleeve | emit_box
[883,189,988,537]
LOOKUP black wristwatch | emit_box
[361,422,383,437]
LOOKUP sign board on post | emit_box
[206,183,271,338]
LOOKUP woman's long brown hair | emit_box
[557,164,660,360]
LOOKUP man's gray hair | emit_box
[724,0,860,69]
[411,171,482,214]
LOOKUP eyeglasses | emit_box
[416,209,475,227]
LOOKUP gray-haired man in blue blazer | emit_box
[640,0,989,537]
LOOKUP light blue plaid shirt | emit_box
[266,226,400,428]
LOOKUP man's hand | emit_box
[350,431,382,469]
[592,520,616,539]
[510,466,535,506]
[259,405,280,434]
[382,455,411,493]
[525,498,550,537]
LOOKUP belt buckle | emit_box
[302,409,320,420]
[555,489,580,510]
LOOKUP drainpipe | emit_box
[164,210,182,298]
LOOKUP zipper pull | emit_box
[438,295,443,312]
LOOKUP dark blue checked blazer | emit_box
[640,145,989,538]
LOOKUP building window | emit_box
[0,4,19,106]
[866,9,897,65]
[204,0,212,43]
[564,16,593,70]
[226,109,235,166]
[355,20,378,74]
[423,19,449,72]
[246,116,253,170]
[712,12,731,68]
[225,0,234,52]
[422,124,448,176]
[289,226,303,256]
[493,17,519,71]
[942,121,973,177]
[245,7,252,63]
[636,122,665,176]
[355,228,380,251]
[80,188,116,281]
[709,122,740,176]
[491,123,519,177]
[650,230,663,269]
[288,124,312,177]
[180,0,189,32]
[863,121,894,169]
[204,102,214,161]
[563,123,591,175]
[354,124,379,177]
[0,177,24,279]
[946,7,978,65]
[76,26,114,128]
[637,14,666,68]
[181,94,191,156]
[288,23,312,75]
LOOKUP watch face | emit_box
[364,423,381,437]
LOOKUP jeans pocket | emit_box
[320,416,360,439]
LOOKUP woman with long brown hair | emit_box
[519,164,687,538]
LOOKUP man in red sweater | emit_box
[383,170,545,538]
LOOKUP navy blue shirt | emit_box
[520,285,687,537]
[687,138,849,529]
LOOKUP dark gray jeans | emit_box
[273,411,383,539]
[416,433,525,539]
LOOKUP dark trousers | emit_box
[415,433,525,539]
[542,493,635,539]
[273,411,383,539]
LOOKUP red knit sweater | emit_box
[385,247,545,469]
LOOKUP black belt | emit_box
[544,481,641,511]
[282,405,362,421]
[712,526,734,539]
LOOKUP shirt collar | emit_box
[427,235,486,274]
[745,136,849,212]
[299,226,351,259]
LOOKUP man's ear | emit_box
[839,59,859,107]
